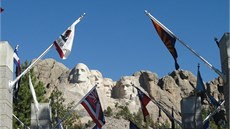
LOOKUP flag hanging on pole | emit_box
[13,45,21,99]
[171,107,175,129]
[207,94,220,108]
[145,10,180,70]
[81,88,105,128]
[196,66,206,92]
[29,74,39,111]
[129,120,140,129]
[135,87,151,122]
[203,120,210,129]
[54,13,85,59]
[55,117,64,129]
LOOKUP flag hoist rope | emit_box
[8,13,86,92]
[144,10,226,82]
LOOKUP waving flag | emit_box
[13,45,21,99]
[54,14,85,59]
[171,107,175,129]
[29,75,39,111]
[203,120,210,129]
[55,117,63,129]
[129,120,140,129]
[81,88,105,128]
[196,67,205,92]
[136,87,151,121]
[207,94,220,108]
[145,11,179,70]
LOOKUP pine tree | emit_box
[13,60,46,128]
[49,86,83,129]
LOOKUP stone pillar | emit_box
[219,32,230,127]
[0,41,13,129]
[181,96,202,129]
[31,103,52,129]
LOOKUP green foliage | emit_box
[49,86,83,129]
[13,61,46,129]
[104,106,113,117]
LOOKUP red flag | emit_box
[151,19,179,70]
[136,87,151,121]
[146,11,179,70]
[81,88,105,128]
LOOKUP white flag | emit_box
[29,75,39,111]
[54,13,85,59]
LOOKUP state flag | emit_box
[81,88,105,128]
[54,14,85,59]
[136,87,151,122]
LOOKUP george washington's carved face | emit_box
[73,63,90,83]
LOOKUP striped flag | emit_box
[13,45,21,99]
[81,88,105,128]
[29,75,39,111]
[136,87,151,122]
[54,14,85,59]
[145,11,179,70]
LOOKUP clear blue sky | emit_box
[1,1,229,82]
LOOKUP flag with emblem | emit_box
[81,87,105,128]
[145,11,179,70]
[54,14,85,59]
[136,87,151,122]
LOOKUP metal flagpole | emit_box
[203,100,225,123]
[131,84,183,127]
[8,13,86,92]
[144,10,226,82]
[53,84,97,129]
[12,114,30,129]
[9,43,54,92]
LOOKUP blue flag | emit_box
[203,120,210,129]
[196,68,205,92]
[55,117,63,129]
[207,94,220,108]
[129,120,139,129]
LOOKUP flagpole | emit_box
[12,114,30,129]
[9,13,86,92]
[203,100,225,123]
[9,43,54,92]
[144,10,226,82]
[131,84,182,127]
[53,85,97,129]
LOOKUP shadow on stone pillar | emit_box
[0,41,13,129]
[181,96,203,129]
[219,32,230,127]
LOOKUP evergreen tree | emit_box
[13,61,46,129]
[49,86,83,129]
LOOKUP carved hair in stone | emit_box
[69,63,90,83]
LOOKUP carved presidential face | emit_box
[119,77,136,100]
[73,63,90,83]
[90,70,103,85]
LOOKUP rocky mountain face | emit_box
[33,58,224,128]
